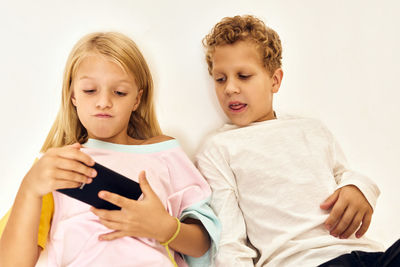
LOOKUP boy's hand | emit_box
[320,185,372,239]
[91,171,177,242]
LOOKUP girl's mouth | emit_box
[95,114,112,118]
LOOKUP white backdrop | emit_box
[0,0,399,254]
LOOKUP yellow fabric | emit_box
[38,192,54,249]
[0,209,11,237]
[0,193,54,249]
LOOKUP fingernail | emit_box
[92,170,97,177]
[325,224,331,230]
[86,178,92,184]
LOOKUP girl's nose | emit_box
[224,78,240,95]
[96,92,112,109]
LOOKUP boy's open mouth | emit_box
[229,103,247,112]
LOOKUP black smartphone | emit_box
[57,162,142,210]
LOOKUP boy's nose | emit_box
[96,92,113,109]
[224,79,240,95]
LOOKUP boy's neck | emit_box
[231,110,278,127]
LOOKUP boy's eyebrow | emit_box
[211,69,222,75]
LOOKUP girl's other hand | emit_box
[21,143,96,198]
[91,171,176,242]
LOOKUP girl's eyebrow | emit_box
[78,75,94,80]
[78,76,133,84]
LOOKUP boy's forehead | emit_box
[212,41,264,72]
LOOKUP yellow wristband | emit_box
[160,217,181,267]
[160,217,181,246]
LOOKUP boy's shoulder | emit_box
[198,113,329,152]
[215,113,323,134]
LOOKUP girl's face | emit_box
[72,54,143,144]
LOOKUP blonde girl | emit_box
[0,32,220,267]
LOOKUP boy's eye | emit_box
[238,74,251,79]
[115,91,127,96]
[215,77,226,83]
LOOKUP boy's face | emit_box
[211,41,283,127]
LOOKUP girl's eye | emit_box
[83,89,96,94]
[115,91,127,96]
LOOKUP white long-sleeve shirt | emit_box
[196,114,383,267]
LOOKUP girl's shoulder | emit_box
[141,135,174,145]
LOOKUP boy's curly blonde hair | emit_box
[203,15,282,76]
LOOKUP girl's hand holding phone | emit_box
[91,171,176,243]
[21,143,97,198]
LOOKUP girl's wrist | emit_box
[156,215,178,243]
[20,175,43,199]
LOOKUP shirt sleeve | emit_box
[323,124,380,209]
[161,146,221,266]
[195,140,257,267]
[180,197,221,267]
[0,192,54,249]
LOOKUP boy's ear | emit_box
[271,68,283,93]
[132,89,143,111]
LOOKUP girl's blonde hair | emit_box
[41,32,162,152]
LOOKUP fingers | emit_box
[98,230,125,241]
[324,198,346,231]
[53,168,93,184]
[329,205,353,237]
[139,171,155,198]
[48,143,95,167]
[325,196,373,239]
[98,219,124,231]
[54,157,96,178]
[91,207,124,223]
[339,212,364,239]
[69,142,82,149]
[98,191,132,208]
[320,189,340,210]
[63,146,95,167]
[355,212,372,238]
[52,179,82,190]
